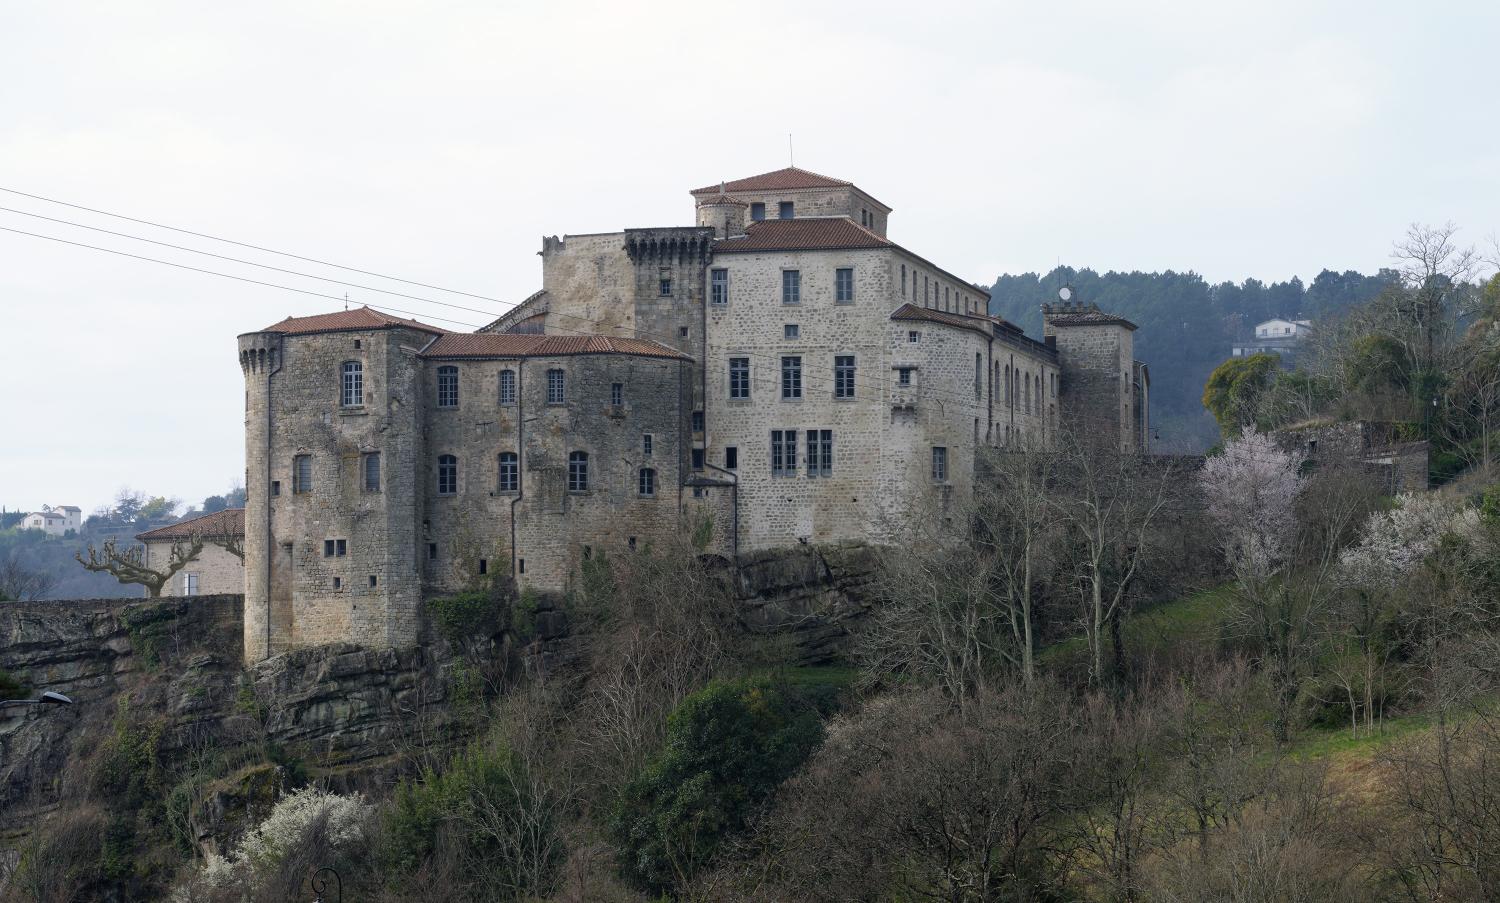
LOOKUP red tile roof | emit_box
[713,218,893,253]
[696,193,748,207]
[260,306,447,336]
[137,508,245,542]
[422,333,691,361]
[691,166,852,195]
[890,303,999,338]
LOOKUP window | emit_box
[437,455,457,495]
[611,382,623,406]
[518,558,525,574]
[428,543,437,561]
[369,575,378,587]
[1051,373,1057,397]
[806,429,833,477]
[642,433,654,456]
[639,467,656,496]
[498,452,518,492]
[898,367,913,386]
[692,410,704,432]
[932,446,948,482]
[778,201,794,219]
[336,539,346,557]
[498,369,516,405]
[782,270,801,305]
[363,452,380,492]
[659,273,672,296]
[975,354,982,397]
[771,429,798,476]
[784,323,800,339]
[271,480,281,497]
[333,576,342,590]
[567,451,589,491]
[1025,374,1031,413]
[437,366,458,408]
[750,202,765,221]
[692,448,705,469]
[924,276,929,304]
[901,263,907,296]
[692,486,708,498]
[479,559,488,575]
[341,360,363,407]
[729,358,750,399]
[628,536,637,550]
[907,330,921,344]
[711,268,728,304]
[184,573,198,596]
[781,356,802,399]
[679,326,689,338]
[725,446,738,469]
[324,539,335,557]
[834,355,856,398]
[546,368,565,404]
[293,455,312,493]
[835,267,854,303]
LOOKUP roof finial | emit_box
[343,291,349,311]
[788,132,794,168]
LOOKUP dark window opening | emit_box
[778,201,794,219]
[518,558,525,574]
[692,410,704,432]
[369,575,378,587]
[428,543,437,561]
[438,455,457,495]
[336,539,346,557]
[333,576,342,590]
[479,559,488,575]
[750,202,765,221]
[692,448,705,470]
[271,480,281,496]
[725,446,738,469]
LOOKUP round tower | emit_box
[695,194,747,238]
[237,330,282,663]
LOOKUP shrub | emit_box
[610,676,826,895]
[384,737,563,899]
[0,667,24,700]
[426,590,502,643]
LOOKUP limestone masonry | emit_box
[238,166,1150,663]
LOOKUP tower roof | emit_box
[258,306,447,336]
[691,166,852,195]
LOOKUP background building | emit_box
[17,505,81,536]
[1232,318,1312,367]
[136,507,246,597]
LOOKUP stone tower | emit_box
[1042,301,1142,451]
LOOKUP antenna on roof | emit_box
[343,291,349,311]
[788,133,794,167]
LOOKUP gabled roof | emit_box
[259,306,447,336]
[691,167,852,195]
[137,508,245,542]
[422,333,691,361]
[713,218,893,253]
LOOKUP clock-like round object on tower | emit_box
[1058,285,1073,302]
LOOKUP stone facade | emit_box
[238,166,1149,662]
[137,507,246,597]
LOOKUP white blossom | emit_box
[1198,432,1304,579]
[1339,493,1477,587]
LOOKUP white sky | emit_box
[2,0,1496,514]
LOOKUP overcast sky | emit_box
[1,1,1496,515]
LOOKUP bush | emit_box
[426,589,503,643]
[383,737,563,899]
[610,676,826,895]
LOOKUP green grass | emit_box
[768,665,859,691]
[1037,584,1234,671]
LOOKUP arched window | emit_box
[498,452,518,492]
[341,361,363,407]
[437,455,457,495]
[498,369,516,405]
[437,366,459,408]
[1025,373,1032,413]
[638,467,656,497]
[1004,365,1012,405]
[567,451,589,491]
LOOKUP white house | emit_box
[18,505,82,536]
[1233,319,1313,367]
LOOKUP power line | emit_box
[0,226,487,330]
[0,185,512,306]
[0,204,506,322]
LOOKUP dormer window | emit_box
[778,201,794,220]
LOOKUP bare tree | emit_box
[1051,427,1178,686]
[0,550,57,601]
[76,536,202,598]
[973,440,1063,686]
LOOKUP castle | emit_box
[237,166,1148,663]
